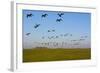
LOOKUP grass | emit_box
[23,47,91,62]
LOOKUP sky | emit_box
[22,9,91,49]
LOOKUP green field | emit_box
[23,48,91,62]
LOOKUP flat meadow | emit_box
[23,47,91,62]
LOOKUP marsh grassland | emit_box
[23,48,91,62]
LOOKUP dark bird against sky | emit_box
[26,13,33,18]
[26,33,31,36]
[41,14,48,18]
[58,13,64,17]
[56,18,63,22]
[48,30,55,32]
[34,24,40,28]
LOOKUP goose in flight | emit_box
[34,24,40,28]
[26,13,33,18]
[56,18,63,22]
[41,14,48,18]
[48,30,55,32]
[57,13,64,17]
